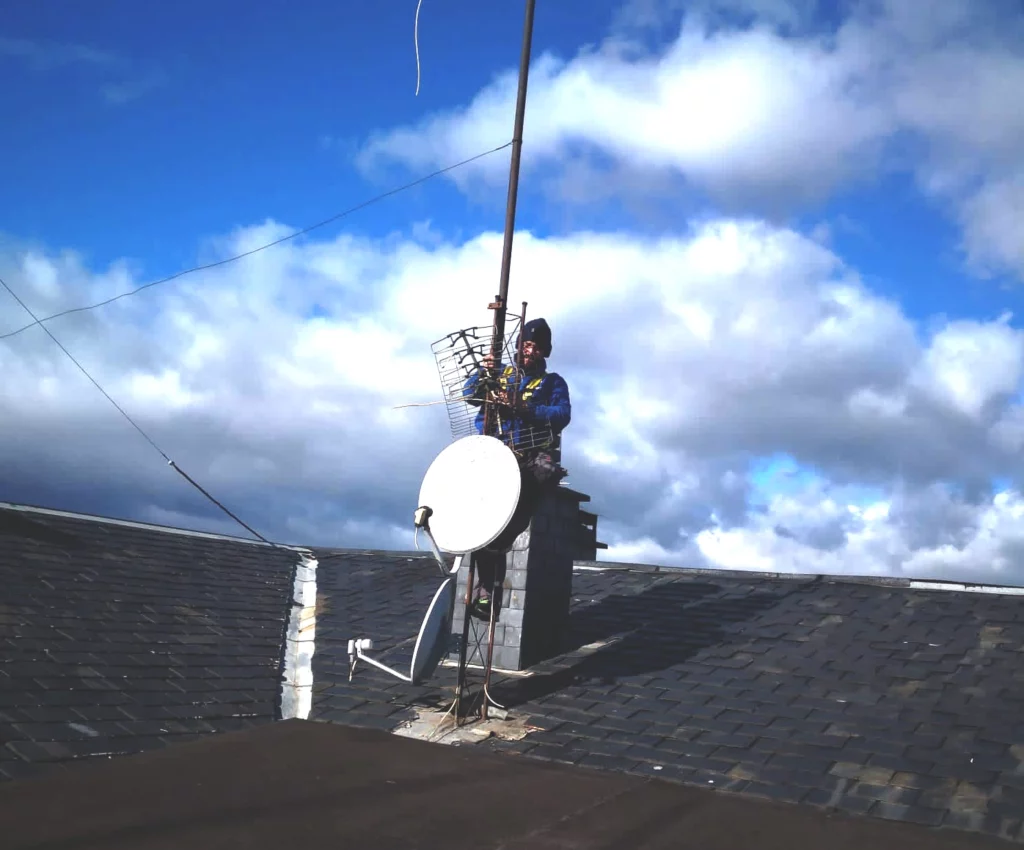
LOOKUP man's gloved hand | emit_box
[493,389,530,414]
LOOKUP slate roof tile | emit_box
[0,504,299,780]
[5,502,1024,843]
[313,552,1024,844]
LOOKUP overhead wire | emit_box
[0,274,276,545]
[0,140,513,342]
[0,140,513,544]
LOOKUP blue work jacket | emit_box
[462,359,571,451]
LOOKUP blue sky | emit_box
[3,0,1024,583]
[4,1,624,274]
[3,0,1015,323]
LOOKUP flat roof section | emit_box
[0,719,1016,850]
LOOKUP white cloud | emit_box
[100,73,167,106]
[614,0,816,32]
[0,36,164,106]
[911,316,1024,421]
[0,37,118,71]
[358,0,1024,277]
[2,216,1024,584]
[694,482,1024,585]
[958,174,1024,278]
[359,26,885,210]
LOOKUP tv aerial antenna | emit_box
[347,0,540,724]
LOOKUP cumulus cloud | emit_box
[696,484,1024,585]
[358,0,1024,277]
[958,175,1024,278]
[2,216,1023,583]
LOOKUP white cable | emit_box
[414,0,424,96]
[429,695,459,741]
[483,589,508,711]
[393,399,446,409]
[484,684,507,711]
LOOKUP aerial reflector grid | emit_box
[430,321,555,457]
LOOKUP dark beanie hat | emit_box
[518,318,552,357]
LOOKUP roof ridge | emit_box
[574,559,1024,594]
[6,504,1021,595]
[0,501,307,551]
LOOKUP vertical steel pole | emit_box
[475,0,539,721]
[480,300,526,721]
[483,0,538,438]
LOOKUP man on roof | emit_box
[461,317,571,621]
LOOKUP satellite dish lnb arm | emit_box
[414,505,460,576]
[349,644,413,684]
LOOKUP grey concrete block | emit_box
[460,643,479,667]
[446,487,594,672]
[493,647,518,672]
[447,631,462,652]
[517,551,536,572]
[501,607,524,628]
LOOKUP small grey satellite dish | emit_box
[411,576,456,682]
[348,574,457,685]
[417,435,521,553]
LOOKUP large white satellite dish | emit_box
[417,435,522,554]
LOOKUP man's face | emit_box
[521,340,542,368]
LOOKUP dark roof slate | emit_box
[312,553,1024,844]
[0,504,299,782]
[4,501,1024,844]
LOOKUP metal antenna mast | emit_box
[349,1,548,735]
[483,0,537,438]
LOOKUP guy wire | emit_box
[0,274,274,546]
[0,140,513,342]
